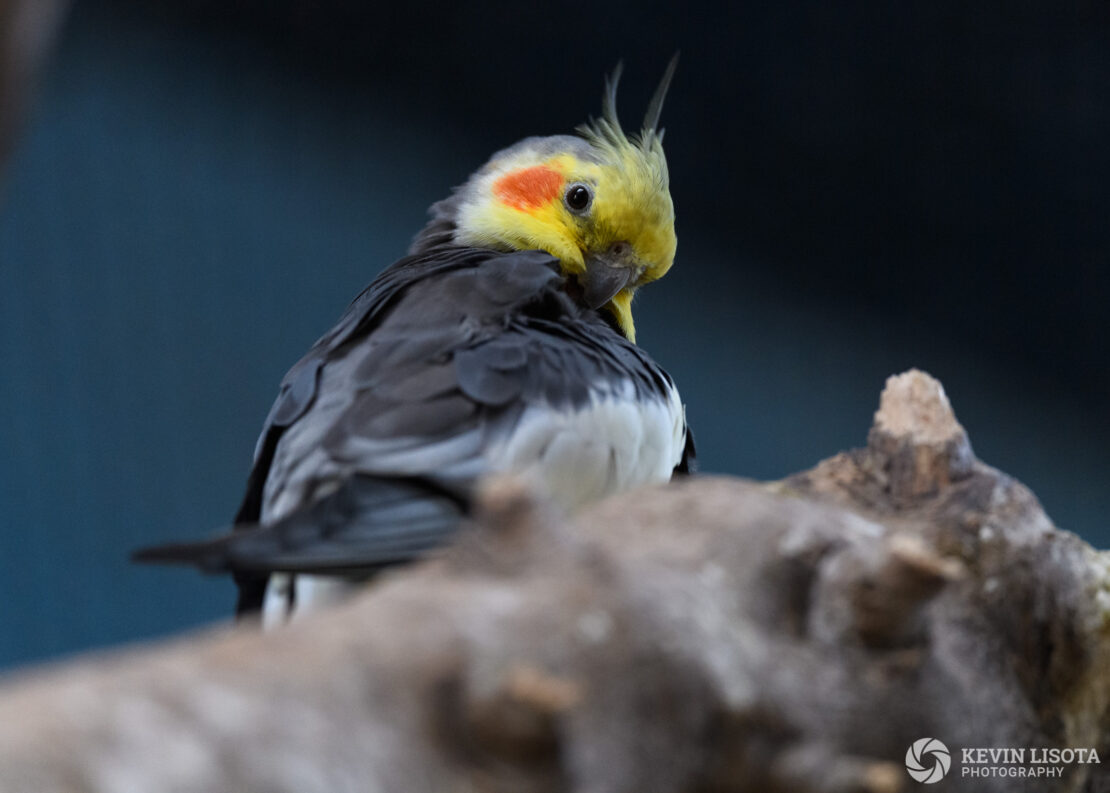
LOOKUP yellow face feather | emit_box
[453,129,677,343]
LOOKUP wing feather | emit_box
[136,246,690,594]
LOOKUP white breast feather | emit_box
[487,379,685,511]
[264,377,686,625]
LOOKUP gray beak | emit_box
[580,249,638,310]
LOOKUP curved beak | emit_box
[580,248,639,310]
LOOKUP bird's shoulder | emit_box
[235,247,589,523]
[265,247,571,429]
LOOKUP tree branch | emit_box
[0,370,1106,793]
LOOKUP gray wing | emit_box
[134,247,686,587]
[261,248,679,518]
[231,246,544,525]
[258,253,572,524]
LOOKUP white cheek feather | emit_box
[487,379,685,512]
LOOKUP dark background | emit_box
[0,0,1106,670]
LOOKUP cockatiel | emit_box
[135,61,694,625]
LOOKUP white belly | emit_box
[485,379,687,511]
[263,379,686,625]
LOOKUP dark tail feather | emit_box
[131,474,469,576]
[131,534,237,573]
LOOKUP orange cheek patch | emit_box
[493,166,563,211]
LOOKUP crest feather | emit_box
[642,53,679,135]
[576,59,677,171]
[575,59,676,191]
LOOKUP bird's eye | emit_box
[564,183,592,213]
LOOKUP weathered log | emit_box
[0,369,1105,793]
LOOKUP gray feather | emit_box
[134,246,693,593]
[643,54,680,134]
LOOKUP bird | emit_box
[134,60,695,626]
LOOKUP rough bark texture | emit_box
[0,370,1106,793]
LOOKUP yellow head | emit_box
[412,62,678,342]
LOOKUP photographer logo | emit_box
[906,738,952,784]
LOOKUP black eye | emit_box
[564,183,592,212]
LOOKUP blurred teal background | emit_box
[0,0,1107,669]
